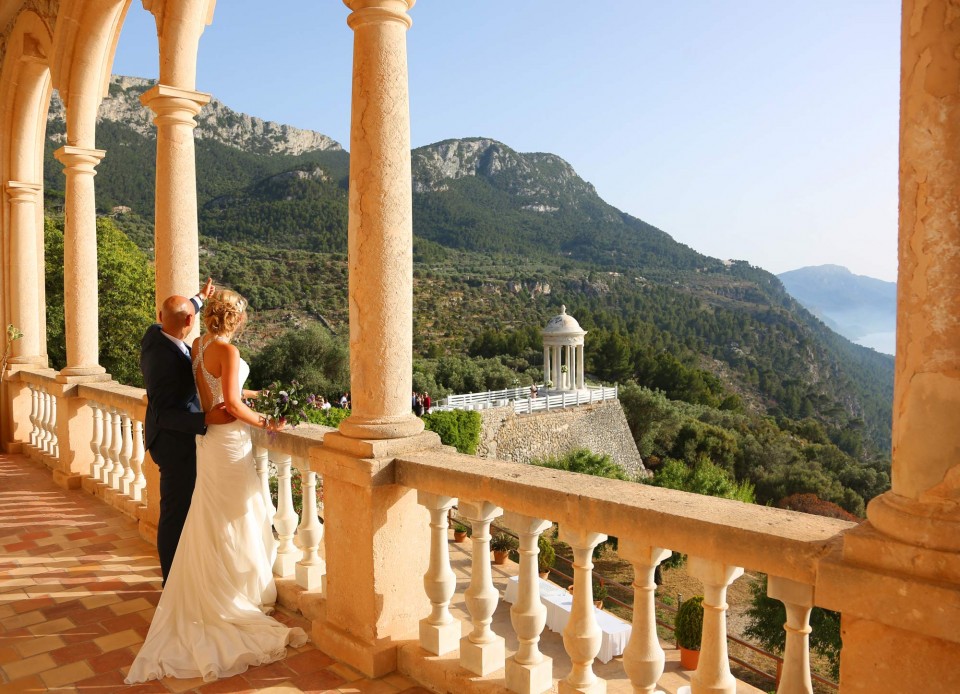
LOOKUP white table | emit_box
[503,576,632,663]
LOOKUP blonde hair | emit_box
[204,289,248,337]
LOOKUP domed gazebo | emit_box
[543,305,587,391]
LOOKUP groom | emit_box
[141,278,233,585]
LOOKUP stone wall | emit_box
[475,399,644,476]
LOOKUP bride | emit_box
[126,290,307,683]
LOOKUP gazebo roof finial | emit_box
[560,305,566,314]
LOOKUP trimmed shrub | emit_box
[422,410,482,454]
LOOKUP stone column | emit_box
[620,541,671,694]
[140,85,209,336]
[866,0,960,552]
[687,557,743,694]
[4,182,44,363]
[54,147,106,377]
[568,343,576,391]
[339,0,422,440]
[813,10,960,691]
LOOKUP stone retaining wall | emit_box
[475,398,644,476]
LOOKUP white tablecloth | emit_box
[503,576,632,663]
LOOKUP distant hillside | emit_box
[42,76,895,457]
[779,265,896,355]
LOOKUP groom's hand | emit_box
[204,403,235,426]
[199,277,216,300]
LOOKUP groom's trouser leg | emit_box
[152,435,197,585]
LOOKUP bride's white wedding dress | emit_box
[126,340,307,683]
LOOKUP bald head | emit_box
[159,295,194,340]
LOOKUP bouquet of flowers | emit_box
[249,380,313,429]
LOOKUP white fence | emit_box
[438,384,618,414]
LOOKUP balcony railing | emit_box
[7,364,852,694]
[438,384,619,413]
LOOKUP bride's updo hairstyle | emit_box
[204,289,248,337]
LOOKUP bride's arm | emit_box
[220,345,283,431]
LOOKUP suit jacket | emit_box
[141,299,206,457]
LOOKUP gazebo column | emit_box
[816,3,960,691]
[553,346,562,391]
[568,343,576,391]
[577,344,585,388]
[543,347,550,388]
[140,86,209,335]
[54,147,106,378]
[311,0,440,678]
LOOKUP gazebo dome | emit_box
[544,305,585,335]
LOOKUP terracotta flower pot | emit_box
[454,530,468,542]
[538,571,550,579]
[679,646,700,670]
[492,550,509,565]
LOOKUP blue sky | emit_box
[113,1,901,282]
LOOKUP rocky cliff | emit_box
[47,75,342,156]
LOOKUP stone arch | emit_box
[0,9,55,361]
[51,0,131,148]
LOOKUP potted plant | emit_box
[675,595,704,670]
[490,533,518,565]
[452,520,470,543]
[592,578,608,609]
[537,534,555,578]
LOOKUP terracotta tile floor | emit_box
[0,454,430,694]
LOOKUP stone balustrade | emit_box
[19,368,61,468]
[396,449,853,694]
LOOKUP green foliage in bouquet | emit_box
[250,380,312,427]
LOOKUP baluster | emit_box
[687,557,744,694]
[89,403,105,481]
[119,413,134,495]
[49,392,59,460]
[620,541,671,694]
[254,446,275,515]
[28,386,39,448]
[503,512,553,694]
[272,452,301,576]
[558,527,607,693]
[37,387,49,454]
[417,492,460,656]
[294,456,325,590]
[108,407,123,490]
[99,407,114,484]
[130,420,146,502]
[768,576,814,694]
[459,499,505,676]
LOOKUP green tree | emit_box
[248,324,349,398]
[532,448,631,481]
[45,216,154,386]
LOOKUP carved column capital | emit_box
[53,146,105,174]
[4,180,42,203]
[140,84,210,127]
[344,0,415,29]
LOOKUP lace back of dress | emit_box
[195,337,225,407]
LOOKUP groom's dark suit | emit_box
[140,298,205,585]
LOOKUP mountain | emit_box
[778,265,896,355]
[47,76,342,156]
[41,75,895,461]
